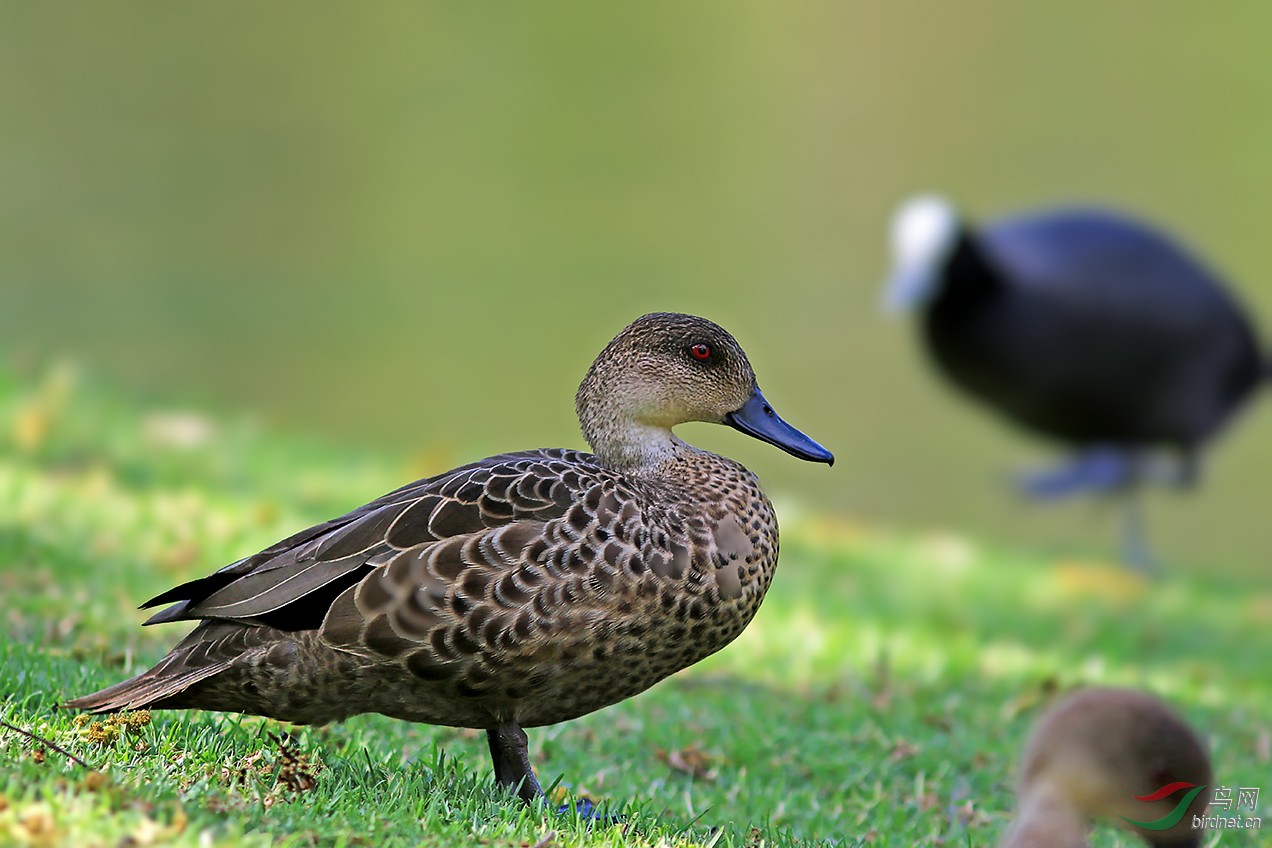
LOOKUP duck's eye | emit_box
[689,343,711,361]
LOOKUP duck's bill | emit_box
[881,266,933,314]
[724,389,834,465]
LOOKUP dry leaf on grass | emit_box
[654,744,720,781]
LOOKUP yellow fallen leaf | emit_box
[1050,560,1148,604]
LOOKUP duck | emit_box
[1002,688,1212,847]
[884,195,1266,570]
[66,311,834,812]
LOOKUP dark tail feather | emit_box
[63,619,257,714]
[63,661,228,714]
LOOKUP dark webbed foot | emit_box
[554,796,622,824]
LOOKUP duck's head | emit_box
[1004,688,1212,848]
[883,193,964,313]
[576,312,834,471]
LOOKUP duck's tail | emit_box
[62,623,237,714]
[63,657,229,714]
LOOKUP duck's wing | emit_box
[139,449,590,631]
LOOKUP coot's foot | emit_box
[1016,448,1139,500]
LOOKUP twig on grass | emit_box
[0,717,95,770]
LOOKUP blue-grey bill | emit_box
[724,389,834,465]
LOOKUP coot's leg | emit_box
[1120,493,1159,575]
[1171,448,1201,490]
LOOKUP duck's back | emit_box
[924,210,1264,446]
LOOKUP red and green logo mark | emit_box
[1122,781,1207,830]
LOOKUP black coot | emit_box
[885,195,1265,569]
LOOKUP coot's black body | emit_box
[885,197,1266,568]
[924,209,1263,460]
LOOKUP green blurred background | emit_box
[3,3,1270,577]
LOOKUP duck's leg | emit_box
[486,721,617,822]
[487,721,544,805]
[1015,446,1140,500]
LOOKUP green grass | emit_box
[1,367,1269,847]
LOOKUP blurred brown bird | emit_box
[1002,687,1212,847]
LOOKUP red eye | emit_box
[690,343,711,360]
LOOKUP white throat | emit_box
[603,421,686,471]
[882,194,960,313]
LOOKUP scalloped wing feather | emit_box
[141,450,596,629]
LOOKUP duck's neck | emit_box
[575,375,688,472]
[1001,786,1091,848]
[584,419,688,473]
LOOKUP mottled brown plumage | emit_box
[67,312,833,809]
[1002,688,1212,848]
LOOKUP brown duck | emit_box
[67,312,833,810]
[1002,688,1212,848]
